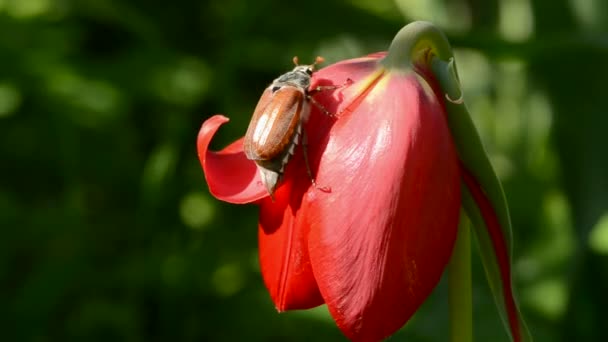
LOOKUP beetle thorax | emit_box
[273,66,312,91]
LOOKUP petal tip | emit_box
[197,115,268,204]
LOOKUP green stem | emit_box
[448,211,473,342]
[381,21,454,71]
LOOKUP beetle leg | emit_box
[301,131,331,193]
[308,78,354,118]
[301,131,316,186]
[308,78,353,96]
[308,85,340,95]
[308,96,335,118]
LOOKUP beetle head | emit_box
[273,56,324,91]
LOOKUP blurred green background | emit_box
[1,0,607,341]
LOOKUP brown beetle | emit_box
[243,56,331,200]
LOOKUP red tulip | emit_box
[198,52,461,341]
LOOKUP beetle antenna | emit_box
[312,56,324,70]
[292,56,299,66]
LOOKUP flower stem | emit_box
[448,210,473,342]
[381,21,454,71]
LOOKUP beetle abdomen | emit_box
[244,87,304,161]
[255,122,302,174]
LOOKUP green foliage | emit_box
[0,0,606,341]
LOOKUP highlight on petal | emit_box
[305,67,461,341]
[197,115,268,203]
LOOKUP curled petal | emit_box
[307,69,461,341]
[197,115,267,203]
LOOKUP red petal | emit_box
[258,150,324,311]
[196,115,267,203]
[306,71,461,341]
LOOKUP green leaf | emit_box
[431,55,532,342]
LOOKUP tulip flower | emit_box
[198,21,530,342]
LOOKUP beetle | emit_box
[243,56,338,200]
